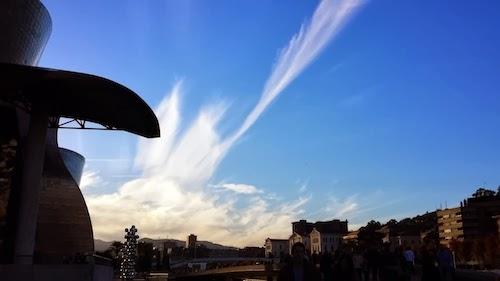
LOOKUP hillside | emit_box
[94,238,237,252]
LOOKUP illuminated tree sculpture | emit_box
[120,225,139,280]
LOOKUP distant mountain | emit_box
[94,238,237,252]
[94,239,113,252]
[197,240,238,250]
[139,238,184,248]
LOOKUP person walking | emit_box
[403,247,415,274]
[437,246,454,281]
[421,246,440,281]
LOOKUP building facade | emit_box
[343,230,359,244]
[437,191,500,246]
[290,219,348,254]
[310,228,342,254]
[289,232,310,255]
[186,234,197,248]
[437,207,464,245]
[377,225,422,250]
[264,238,289,258]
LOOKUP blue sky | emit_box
[40,0,500,246]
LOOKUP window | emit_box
[444,229,451,233]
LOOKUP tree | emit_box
[387,219,398,226]
[365,220,382,230]
[110,241,123,258]
[358,220,383,247]
[472,188,496,198]
[136,242,153,273]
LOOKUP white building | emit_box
[289,232,311,254]
[264,238,289,258]
[310,228,342,254]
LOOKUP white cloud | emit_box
[80,170,102,190]
[85,83,308,246]
[215,183,263,194]
[83,0,363,247]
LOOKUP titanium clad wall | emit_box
[0,0,51,66]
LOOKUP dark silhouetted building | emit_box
[186,234,197,248]
[0,0,159,279]
[239,246,265,258]
[438,189,500,246]
[377,225,421,250]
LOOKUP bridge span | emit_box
[163,264,280,281]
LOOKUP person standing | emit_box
[365,247,380,281]
[320,250,333,281]
[278,242,321,281]
[403,247,415,273]
[353,249,364,281]
[437,246,454,281]
[421,246,440,281]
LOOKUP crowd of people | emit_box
[278,242,455,281]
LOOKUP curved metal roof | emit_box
[0,63,160,138]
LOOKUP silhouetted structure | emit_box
[186,234,197,248]
[377,224,421,250]
[0,0,159,279]
[438,188,500,246]
[239,247,265,258]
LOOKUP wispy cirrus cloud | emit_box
[296,179,309,193]
[326,194,359,217]
[83,0,364,247]
[309,190,406,230]
[226,0,363,147]
[214,183,264,194]
[86,84,308,246]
